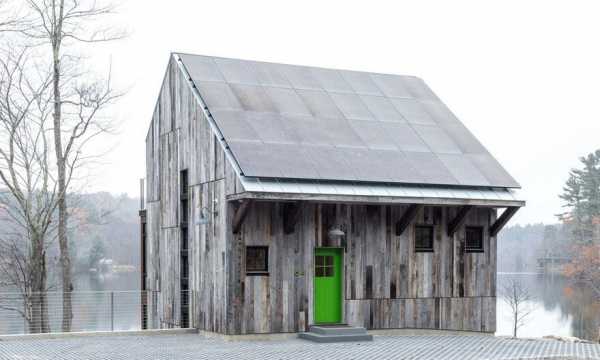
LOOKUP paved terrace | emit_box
[0,333,599,360]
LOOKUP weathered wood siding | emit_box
[146,55,499,335]
[226,202,317,334]
[226,202,497,334]
[145,56,242,331]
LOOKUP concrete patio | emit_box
[0,332,599,360]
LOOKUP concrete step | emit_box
[299,325,373,343]
[309,325,368,336]
[298,332,373,343]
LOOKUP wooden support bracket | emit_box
[283,202,303,235]
[489,206,519,237]
[232,200,251,234]
[395,204,423,236]
[447,205,473,237]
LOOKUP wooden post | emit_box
[283,202,303,234]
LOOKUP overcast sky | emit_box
[85,0,600,226]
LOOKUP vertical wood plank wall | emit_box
[145,56,242,331]
[146,55,498,335]
[226,202,497,335]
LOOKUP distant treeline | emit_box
[500,149,600,275]
[69,192,141,276]
[0,191,141,291]
[498,223,570,273]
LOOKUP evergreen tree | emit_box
[560,150,600,299]
[559,150,600,245]
[578,150,600,220]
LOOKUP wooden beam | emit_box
[489,206,520,237]
[447,205,473,237]
[232,200,251,234]
[283,202,303,235]
[395,204,423,236]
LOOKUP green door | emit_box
[314,248,343,324]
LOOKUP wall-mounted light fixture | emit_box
[195,195,220,226]
[328,225,345,240]
[195,206,214,225]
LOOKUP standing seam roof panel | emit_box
[177,53,520,189]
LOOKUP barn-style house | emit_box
[141,53,524,337]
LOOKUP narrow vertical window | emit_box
[179,169,189,327]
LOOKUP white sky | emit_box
[85,0,600,226]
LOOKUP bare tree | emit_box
[500,278,537,338]
[0,0,19,31]
[0,46,55,333]
[17,0,124,332]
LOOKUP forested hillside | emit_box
[0,192,141,293]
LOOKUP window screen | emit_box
[315,255,334,277]
[246,246,268,274]
[415,225,434,252]
[465,226,484,252]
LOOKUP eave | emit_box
[227,177,525,208]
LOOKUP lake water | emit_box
[0,271,142,335]
[2,271,598,340]
[93,272,597,340]
[496,273,599,341]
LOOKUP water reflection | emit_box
[0,271,141,335]
[2,271,597,338]
[496,273,599,341]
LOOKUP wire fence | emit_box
[0,290,188,335]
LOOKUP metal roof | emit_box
[177,53,520,189]
[237,177,524,207]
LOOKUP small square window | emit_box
[415,225,434,252]
[465,226,484,252]
[246,246,268,275]
[315,255,335,277]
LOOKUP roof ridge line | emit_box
[173,52,424,80]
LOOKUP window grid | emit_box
[315,255,334,277]
[415,225,434,252]
[246,246,269,275]
[465,226,484,252]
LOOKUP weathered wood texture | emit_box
[145,56,242,331]
[146,55,500,335]
[225,201,317,334]
[225,202,498,334]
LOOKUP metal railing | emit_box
[0,290,189,335]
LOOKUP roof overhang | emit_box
[228,177,525,208]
